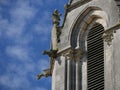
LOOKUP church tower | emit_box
[38,0,120,90]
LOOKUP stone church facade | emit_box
[38,0,120,90]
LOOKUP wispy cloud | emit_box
[0,56,50,89]
[0,0,63,89]
[6,45,30,61]
[32,11,52,41]
[0,75,30,89]
[0,0,37,38]
[10,0,37,23]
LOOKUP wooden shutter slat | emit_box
[87,24,104,90]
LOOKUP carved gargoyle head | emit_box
[42,49,58,58]
[37,69,51,80]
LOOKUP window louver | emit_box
[87,24,104,90]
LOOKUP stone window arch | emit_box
[70,6,109,90]
[70,6,108,50]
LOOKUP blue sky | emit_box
[0,0,68,90]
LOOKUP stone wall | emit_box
[113,26,120,90]
[52,0,120,90]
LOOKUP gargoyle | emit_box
[42,49,58,58]
[37,69,51,80]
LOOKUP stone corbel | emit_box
[102,30,116,46]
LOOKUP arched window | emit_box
[87,23,104,90]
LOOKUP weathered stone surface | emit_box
[52,56,66,90]
[52,0,120,90]
[59,0,119,51]
[113,28,120,90]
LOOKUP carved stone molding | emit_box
[63,48,83,61]
[102,30,114,46]
[67,0,92,12]
[102,23,120,46]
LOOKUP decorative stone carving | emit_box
[102,30,115,46]
[63,48,83,61]
[52,9,62,46]
[52,9,61,25]
[102,23,120,46]
[37,69,51,80]
[38,10,62,80]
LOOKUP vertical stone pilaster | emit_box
[75,49,83,90]
[63,48,83,90]
[63,52,72,90]
[72,60,76,90]
[67,60,72,90]
[76,61,81,90]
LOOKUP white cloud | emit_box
[32,11,52,41]
[10,0,37,23]
[0,75,30,89]
[34,24,51,35]
[0,0,52,43]
[0,0,53,90]
[0,0,37,38]
[33,23,51,41]
[6,46,30,61]
[6,23,25,37]
[0,58,50,89]
[8,1,37,37]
